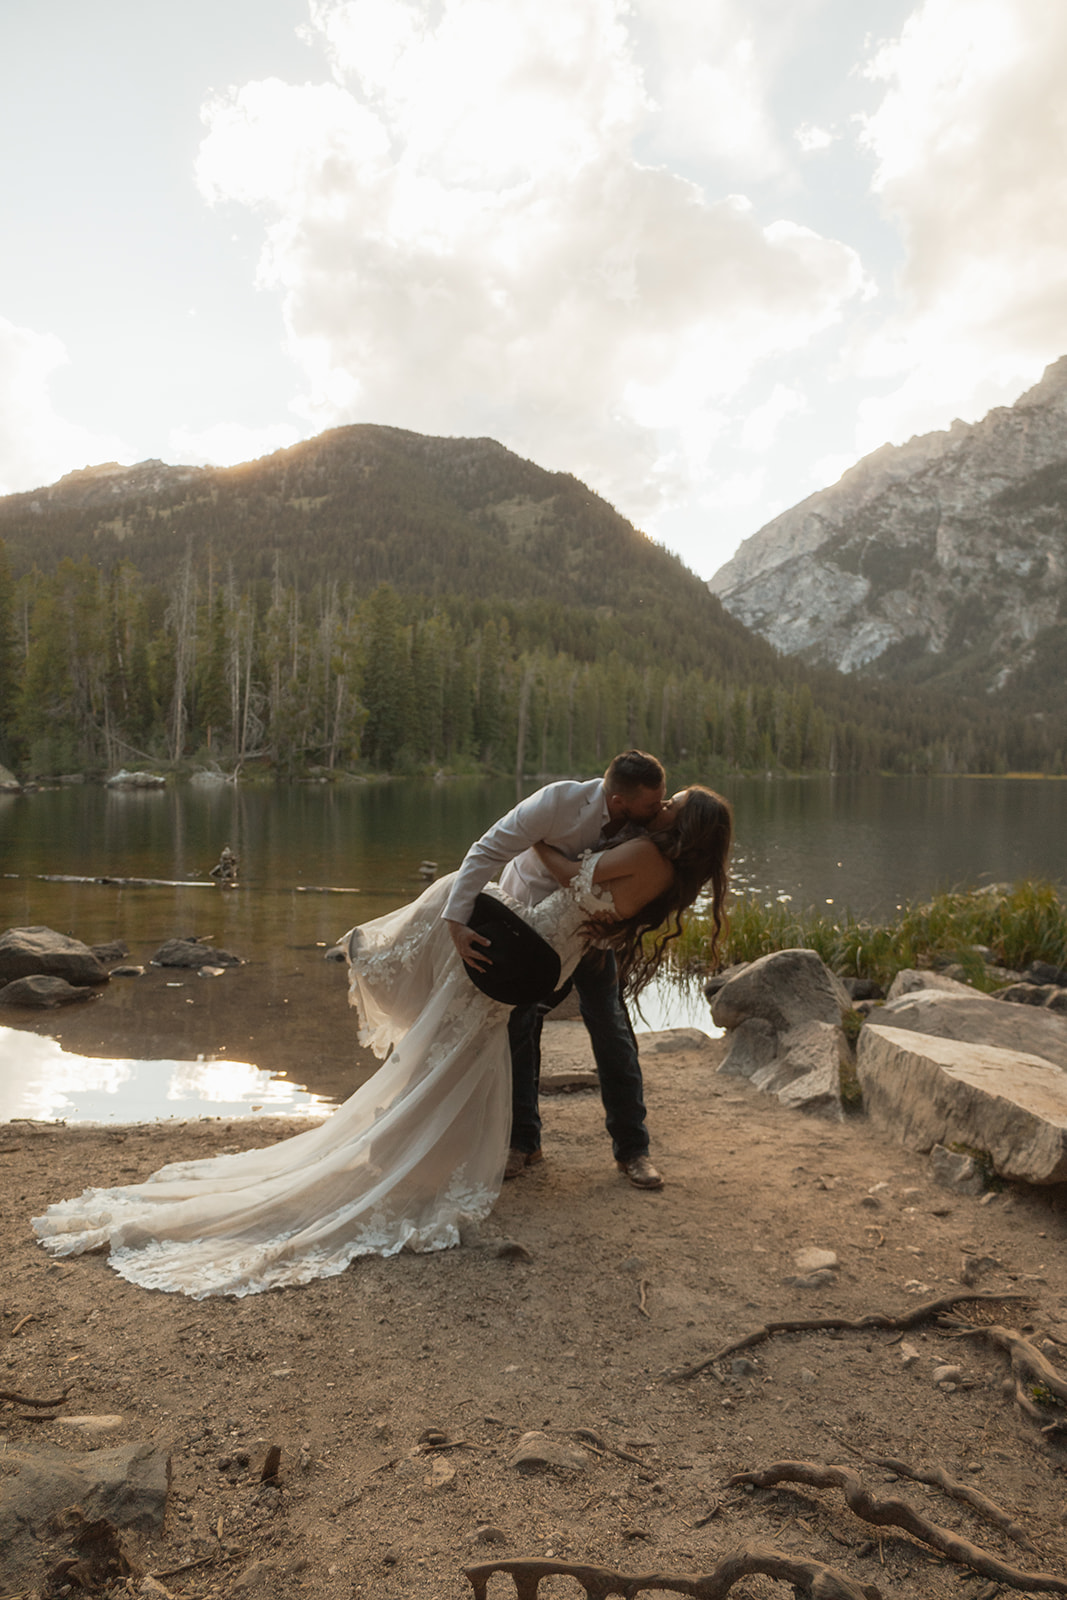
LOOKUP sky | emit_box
[2,0,1065,581]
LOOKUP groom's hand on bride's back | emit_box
[446,919,492,970]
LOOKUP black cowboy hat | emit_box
[462,892,562,1006]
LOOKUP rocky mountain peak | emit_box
[708,356,1067,708]
[30,458,205,510]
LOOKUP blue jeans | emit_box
[506,949,650,1163]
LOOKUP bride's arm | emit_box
[532,840,582,886]
[534,838,673,912]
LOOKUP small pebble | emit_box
[495,1241,533,1261]
[794,1247,838,1273]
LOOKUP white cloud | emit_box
[195,0,866,531]
[0,317,130,496]
[853,0,1067,446]
[795,122,835,153]
[639,0,786,181]
[169,420,307,469]
[740,384,807,452]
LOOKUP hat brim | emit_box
[462,892,562,1006]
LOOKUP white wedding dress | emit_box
[31,857,613,1299]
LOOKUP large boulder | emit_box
[857,1023,1067,1184]
[710,948,851,1032]
[873,988,1067,1074]
[0,1441,170,1589]
[0,926,108,986]
[713,951,851,1120]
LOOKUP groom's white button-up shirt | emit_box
[442,777,609,925]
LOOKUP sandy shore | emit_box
[4,999,1067,1599]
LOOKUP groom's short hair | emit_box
[604,750,665,795]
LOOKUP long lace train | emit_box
[31,860,609,1298]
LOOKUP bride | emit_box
[32,787,732,1299]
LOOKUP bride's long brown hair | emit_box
[584,785,733,998]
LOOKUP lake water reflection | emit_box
[0,1028,331,1123]
[1,773,1063,1122]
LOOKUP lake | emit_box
[1,773,1064,1121]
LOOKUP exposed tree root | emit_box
[0,1386,72,1408]
[825,1431,1032,1548]
[946,1319,1067,1402]
[728,1461,1067,1593]
[464,1543,874,1598]
[672,1291,1032,1380]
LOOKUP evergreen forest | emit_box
[0,425,1062,781]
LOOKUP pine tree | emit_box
[0,540,21,766]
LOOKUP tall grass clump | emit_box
[667,878,1067,992]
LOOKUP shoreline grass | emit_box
[670,878,1067,991]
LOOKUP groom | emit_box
[444,750,667,1189]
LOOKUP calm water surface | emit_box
[1,774,1063,1121]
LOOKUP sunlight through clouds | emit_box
[639,0,787,180]
[195,0,866,537]
[0,318,129,496]
[169,419,305,468]
[4,0,1064,576]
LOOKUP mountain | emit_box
[0,425,772,682]
[708,357,1067,709]
[3,422,1064,780]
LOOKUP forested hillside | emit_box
[0,426,1062,779]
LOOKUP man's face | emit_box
[610,781,666,825]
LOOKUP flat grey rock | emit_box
[151,938,242,968]
[639,1028,713,1053]
[886,968,975,1002]
[874,988,1067,1073]
[858,1023,1067,1183]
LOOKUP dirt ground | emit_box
[3,977,1067,1600]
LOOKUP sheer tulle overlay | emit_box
[31,859,612,1298]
